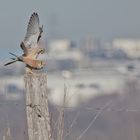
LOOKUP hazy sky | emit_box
[1,0,140,57]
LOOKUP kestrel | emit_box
[5,13,47,73]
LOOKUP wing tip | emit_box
[30,12,39,20]
[32,12,38,16]
[27,12,39,28]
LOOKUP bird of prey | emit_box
[4,12,47,74]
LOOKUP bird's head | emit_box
[36,48,47,60]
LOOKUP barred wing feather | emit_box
[24,13,40,48]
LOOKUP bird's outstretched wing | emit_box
[20,42,28,55]
[23,13,42,48]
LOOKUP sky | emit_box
[1,0,140,58]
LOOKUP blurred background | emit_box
[1,0,140,139]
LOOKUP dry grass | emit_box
[3,127,12,140]
[51,82,112,140]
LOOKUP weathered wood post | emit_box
[24,73,53,140]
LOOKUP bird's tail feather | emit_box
[4,52,20,66]
[4,60,18,66]
[9,52,18,57]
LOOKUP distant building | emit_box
[48,39,83,61]
[47,39,83,71]
[81,37,99,56]
[113,39,140,58]
[81,37,117,59]
[48,39,70,54]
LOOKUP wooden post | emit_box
[24,74,53,140]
